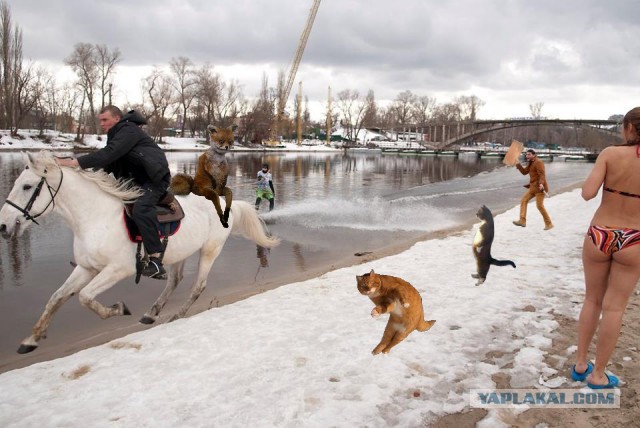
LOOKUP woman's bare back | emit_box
[590,145,640,229]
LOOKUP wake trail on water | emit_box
[260,171,518,232]
[260,162,590,233]
[389,185,510,204]
[260,196,459,232]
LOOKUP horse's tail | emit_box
[230,201,280,248]
[170,173,194,196]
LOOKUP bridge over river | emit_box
[423,118,619,148]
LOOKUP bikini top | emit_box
[604,187,640,199]
[603,144,640,198]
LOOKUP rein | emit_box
[5,167,64,225]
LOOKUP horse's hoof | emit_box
[111,302,132,316]
[221,221,229,228]
[17,344,38,354]
[139,315,156,325]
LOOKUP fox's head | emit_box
[208,124,237,153]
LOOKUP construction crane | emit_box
[266,0,321,145]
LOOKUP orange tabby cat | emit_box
[356,269,436,355]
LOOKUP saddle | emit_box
[123,191,185,284]
[123,191,185,243]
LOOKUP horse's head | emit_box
[0,151,62,238]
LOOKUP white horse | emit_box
[0,151,279,354]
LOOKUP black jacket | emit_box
[77,110,169,185]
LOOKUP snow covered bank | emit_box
[0,189,598,427]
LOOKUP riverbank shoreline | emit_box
[0,183,581,375]
[6,186,636,427]
[5,147,554,373]
[0,130,343,153]
[0,221,472,374]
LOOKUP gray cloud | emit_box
[9,0,640,119]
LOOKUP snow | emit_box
[0,130,342,152]
[0,128,436,152]
[0,188,598,427]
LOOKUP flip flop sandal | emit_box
[571,361,593,381]
[587,373,619,389]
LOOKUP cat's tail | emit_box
[417,319,436,332]
[170,173,194,196]
[490,257,516,268]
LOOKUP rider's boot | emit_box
[142,256,167,280]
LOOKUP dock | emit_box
[379,146,598,162]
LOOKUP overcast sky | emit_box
[9,0,640,121]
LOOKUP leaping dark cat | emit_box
[472,205,516,285]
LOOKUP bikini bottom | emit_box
[587,225,640,255]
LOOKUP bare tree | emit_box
[303,94,311,133]
[275,69,286,117]
[169,56,195,136]
[142,67,176,142]
[193,63,221,130]
[0,1,12,129]
[336,89,367,143]
[389,90,416,127]
[214,80,242,127]
[529,101,544,119]
[65,43,99,133]
[455,95,485,120]
[95,44,121,109]
[43,74,59,131]
[30,66,54,134]
[0,1,25,134]
[190,64,244,140]
[75,90,86,141]
[242,73,274,144]
[431,102,461,122]
[361,90,378,128]
[13,59,37,133]
[58,82,80,133]
[412,95,437,125]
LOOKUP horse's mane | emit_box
[36,150,143,202]
[77,169,144,202]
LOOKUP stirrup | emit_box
[142,257,167,280]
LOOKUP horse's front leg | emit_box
[168,244,223,322]
[139,260,185,324]
[78,266,135,319]
[18,266,97,354]
[222,187,232,224]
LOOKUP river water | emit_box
[0,150,591,372]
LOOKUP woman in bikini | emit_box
[572,107,640,389]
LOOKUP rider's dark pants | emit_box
[133,175,170,255]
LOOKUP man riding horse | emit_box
[56,105,170,279]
